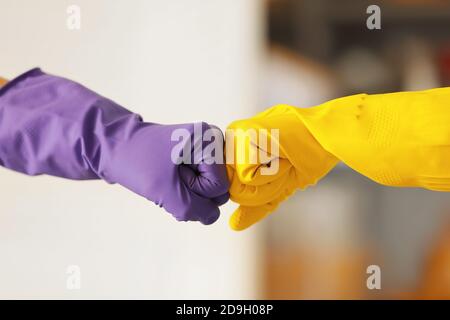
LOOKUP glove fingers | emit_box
[229,169,291,206]
[197,161,230,196]
[179,162,229,199]
[233,158,292,186]
[227,119,290,186]
[229,205,271,231]
[229,185,297,231]
[199,205,220,225]
[185,191,221,225]
[212,192,230,206]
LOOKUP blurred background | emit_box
[0,0,449,299]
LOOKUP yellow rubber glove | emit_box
[227,88,450,231]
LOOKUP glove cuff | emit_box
[290,107,339,188]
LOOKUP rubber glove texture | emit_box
[0,68,229,224]
[227,88,450,230]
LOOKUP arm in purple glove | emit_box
[0,68,229,224]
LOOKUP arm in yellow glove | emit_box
[227,88,450,230]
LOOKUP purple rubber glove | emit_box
[0,68,229,224]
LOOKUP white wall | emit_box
[0,0,264,299]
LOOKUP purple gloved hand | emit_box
[0,68,229,224]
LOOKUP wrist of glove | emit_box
[226,104,338,231]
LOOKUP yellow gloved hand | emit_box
[226,104,339,231]
[227,88,450,231]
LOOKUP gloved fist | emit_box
[0,68,229,225]
[106,121,230,224]
[226,104,339,231]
